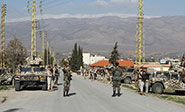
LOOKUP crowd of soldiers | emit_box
[46,64,72,97]
[80,66,112,81]
[80,63,150,96]
[47,64,60,92]
[46,62,150,97]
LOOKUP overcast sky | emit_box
[2,0,185,21]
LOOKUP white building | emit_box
[83,52,106,65]
[83,52,91,65]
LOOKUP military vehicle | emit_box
[14,57,47,91]
[121,68,136,84]
[0,69,15,85]
[150,71,185,94]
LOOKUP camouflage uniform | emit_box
[63,69,72,97]
[112,66,122,96]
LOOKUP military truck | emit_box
[150,71,185,94]
[0,69,15,85]
[121,68,136,84]
[14,57,47,91]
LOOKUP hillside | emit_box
[5,16,185,58]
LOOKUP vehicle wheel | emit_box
[15,81,21,91]
[152,83,163,94]
[42,83,47,91]
[124,77,132,84]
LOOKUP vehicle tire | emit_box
[124,77,132,84]
[15,81,21,91]
[152,83,163,94]
[42,83,47,91]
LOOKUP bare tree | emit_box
[5,37,27,71]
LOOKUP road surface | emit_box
[0,74,185,112]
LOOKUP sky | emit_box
[1,0,185,21]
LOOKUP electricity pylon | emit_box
[136,0,145,70]
[46,42,49,66]
[41,31,47,65]
[52,52,56,67]
[49,47,51,65]
[27,0,42,58]
[1,4,6,68]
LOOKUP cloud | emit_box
[111,0,137,3]
[6,13,160,23]
[95,0,137,7]
[96,0,109,6]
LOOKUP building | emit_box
[91,60,134,67]
[143,64,171,72]
[83,52,106,65]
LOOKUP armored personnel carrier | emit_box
[150,71,185,94]
[14,57,47,91]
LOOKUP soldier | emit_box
[53,64,60,85]
[63,66,72,97]
[112,62,122,97]
[138,68,149,95]
[47,66,54,92]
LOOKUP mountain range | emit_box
[5,16,185,58]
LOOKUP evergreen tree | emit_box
[70,43,78,72]
[69,43,84,72]
[109,42,120,65]
[78,46,83,68]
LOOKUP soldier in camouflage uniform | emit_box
[63,66,72,97]
[112,62,122,97]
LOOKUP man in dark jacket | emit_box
[138,68,149,95]
[54,64,60,85]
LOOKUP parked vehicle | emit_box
[121,68,136,84]
[14,57,47,91]
[150,71,185,94]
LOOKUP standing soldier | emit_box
[138,68,149,95]
[47,66,54,92]
[63,66,72,97]
[53,64,60,85]
[112,62,122,97]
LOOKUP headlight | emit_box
[151,78,155,83]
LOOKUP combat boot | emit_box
[63,91,66,97]
[66,90,69,97]
[117,91,121,97]
[112,91,116,97]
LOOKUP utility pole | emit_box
[27,0,42,58]
[1,4,6,68]
[41,31,47,65]
[49,47,51,65]
[136,0,145,70]
[46,42,49,66]
[52,52,56,67]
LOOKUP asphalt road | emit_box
[0,74,185,112]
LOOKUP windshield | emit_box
[127,68,134,72]
[163,72,170,79]
[34,67,46,72]
[171,73,179,80]
[21,68,31,72]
